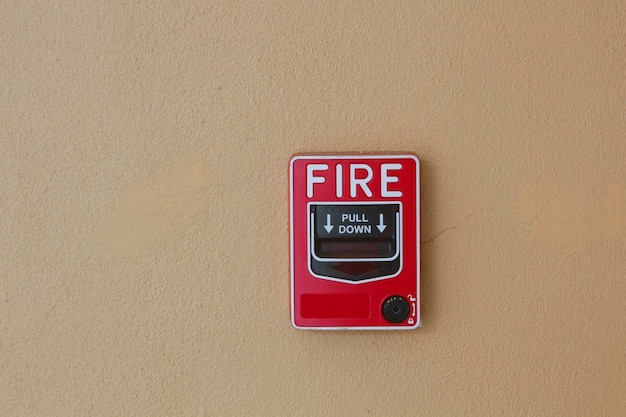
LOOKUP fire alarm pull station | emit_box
[290,154,420,329]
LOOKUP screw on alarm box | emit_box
[289,154,420,330]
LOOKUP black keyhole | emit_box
[382,296,410,323]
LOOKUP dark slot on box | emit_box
[316,239,394,258]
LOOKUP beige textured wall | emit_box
[2,1,625,416]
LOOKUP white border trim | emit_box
[290,154,421,330]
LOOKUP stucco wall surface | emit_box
[2,1,625,416]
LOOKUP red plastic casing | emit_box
[290,154,420,329]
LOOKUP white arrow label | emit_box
[324,213,334,233]
[376,213,387,232]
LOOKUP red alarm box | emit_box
[290,154,420,329]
